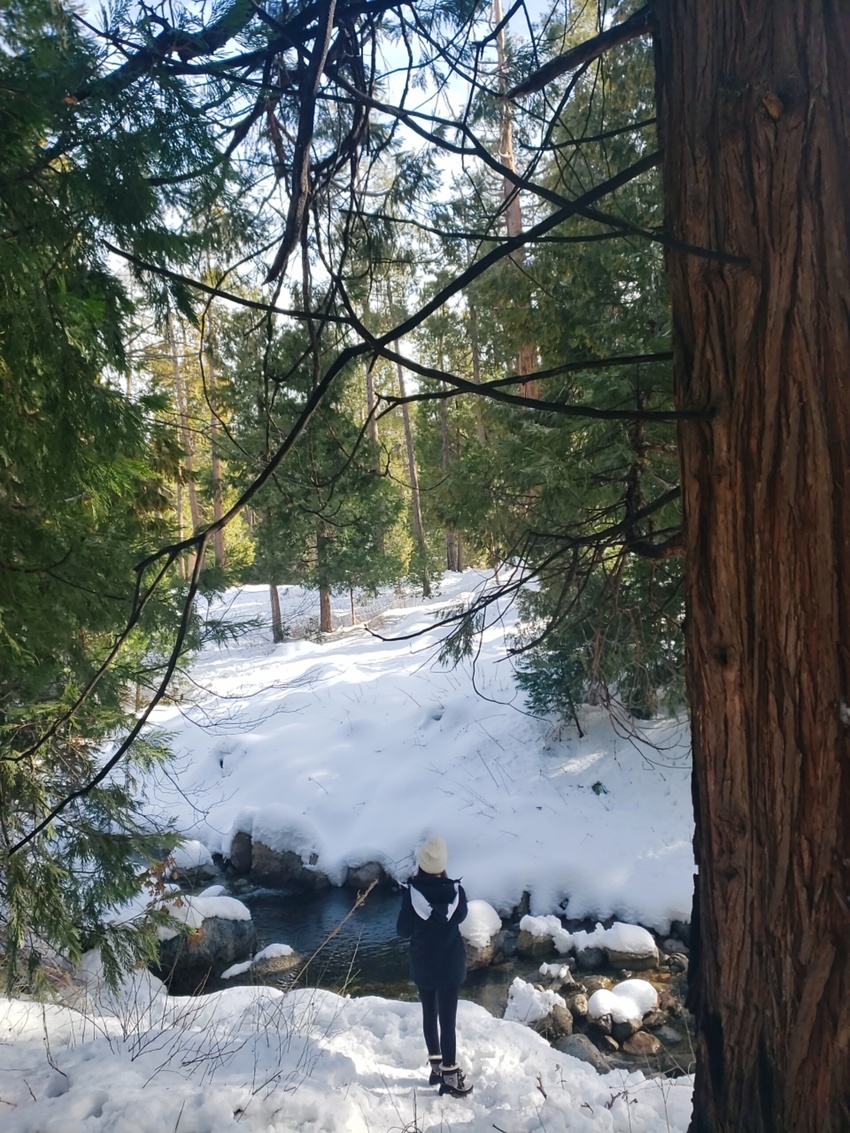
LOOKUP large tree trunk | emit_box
[655,4,850,1131]
[365,357,380,450]
[395,357,431,598]
[436,336,463,573]
[203,324,227,572]
[319,585,332,634]
[466,298,489,446]
[317,529,333,633]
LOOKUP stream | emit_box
[176,879,695,1077]
[211,883,534,1019]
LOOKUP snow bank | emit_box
[144,570,693,933]
[0,986,694,1133]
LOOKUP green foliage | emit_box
[514,551,685,720]
[0,0,230,986]
[411,20,684,721]
[0,0,686,988]
[218,311,407,598]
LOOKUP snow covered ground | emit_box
[145,570,694,927]
[0,570,696,1131]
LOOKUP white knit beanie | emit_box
[417,836,448,875]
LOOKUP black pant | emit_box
[418,985,459,1067]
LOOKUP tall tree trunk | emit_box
[655,4,850,1131]
[169,315,201,578]
[203,322,226,572]
[269,582,285,644]
[319,585,332,634]
[396,356,431,597]
[466,298,489,445]
[365,357,380,450]
[493,0,538,398]
[317,529,333,633]
[175,479,186,579]
[436,336,462,573]
[439,398,461,572]
[365,356,386,557]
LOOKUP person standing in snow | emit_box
[396,836,473,1098]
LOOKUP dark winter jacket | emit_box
[396,869,468,990]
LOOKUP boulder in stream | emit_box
[155,894,257,990]
[461,900,503,969]
[225,805,329,889]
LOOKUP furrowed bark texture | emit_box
[655,3,850,1131]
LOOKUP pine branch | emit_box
[7,541,208,854]
[332,79,746,265]
[507,5,654,99]
[373,348,696,423]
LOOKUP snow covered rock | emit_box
[573,922,659,971]
[603,926,659,970]
[460,900,502,968]
[517,913,572,958]
[504,977,573,1041]
[167,839,217,887]
[344,860,389,888]
[221,943,301,983]
[225,806,329,889]
[228,830,253,874]
[155,895,257,990]
[587,978,659,1039]
[251,942,300,978]
[251,842,329,888]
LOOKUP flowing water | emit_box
[207,883,535,1017]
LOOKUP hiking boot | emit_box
[428,1056,442,1085]
[438,1065,473,1098]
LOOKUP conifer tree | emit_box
[217,311,406,629]
[0,0,247,984]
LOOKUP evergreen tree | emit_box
[0,0,244,984]
[416,23,681,718]
[218,311,406,631]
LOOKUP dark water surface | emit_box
[230,884,527,1016]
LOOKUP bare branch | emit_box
[265,0,339,282]
[103,242,352,325]
[507,5,653,99]
[373,346,705,423]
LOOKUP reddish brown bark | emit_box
[655,3,850,1130]
[319,585,332,634]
